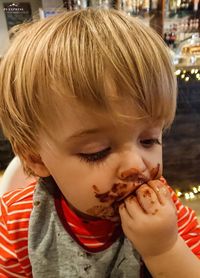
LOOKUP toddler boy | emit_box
[0,8,200,278]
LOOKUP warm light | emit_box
[175,69,181,75]
[185,77,189,81]
[185,193,190,200]
[193,187,198,194]
[175,185,200,201]
[195,69,199,74]
[181,74,185,79]
[189,192,195,199]
[191,69,195,74]
[177,191,182,197]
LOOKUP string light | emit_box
[173,69,200,198]
[175,185,200,200]
[175,68,200,82]
[175,69,181,75]
[177,191,182,197]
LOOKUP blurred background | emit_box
[0,0,200,217]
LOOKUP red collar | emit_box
[54,189,122,253]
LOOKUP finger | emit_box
[136,184,160,215]
[119,202,133,223]
[124,195,146,218]
[143,182,177,218]
[147,180,170,205]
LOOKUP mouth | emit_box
[111,180,146,213]
[92,178,147,219]
[93,173,149,204]
[84,181,145,221]
[91,164,160,218]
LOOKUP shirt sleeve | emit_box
[170,188,200,258]
[0,184,36,278]
[0,195,28,277]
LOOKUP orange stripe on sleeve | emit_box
[169,187,200,259]
[0,184,35,277]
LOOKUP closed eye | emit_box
[78,147,111,164]
[140,138,161,148]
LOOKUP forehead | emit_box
[42,96,161,142]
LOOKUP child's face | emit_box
[38,99,163,221]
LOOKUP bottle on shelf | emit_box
[150,0,158,11]
[193,0,200,17]
[169,0,177,17]
[140,0,150,15]
[177,0,194,17]
[164,17,200,50]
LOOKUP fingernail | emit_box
[160,185,169,195]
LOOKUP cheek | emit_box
[156,152,163,175]
[159,163,163,175]
[151,148,162,166]
[52,162,114,210]
[155,159,163,177]
[39,142,115,216]
[145,150,163,178]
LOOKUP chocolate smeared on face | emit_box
[86,205,116,219]
[92,185,100,193]
[150,164,160,180]
[86,164,160,220]
[119,168,147,182]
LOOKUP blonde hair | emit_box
[0,8,177,173]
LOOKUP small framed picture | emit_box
[3,2,32,30]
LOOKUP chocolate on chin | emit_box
[85,181,149,221]
[85,183,140,221]
[86,205,117,220]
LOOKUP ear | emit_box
[25,154,50,177]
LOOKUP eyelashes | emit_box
[140,138,162,148]
[77,138,161,165]
[78,147,111,164]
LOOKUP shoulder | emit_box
[161,177,200,257]
[0,182,36,233]
[1,182,36,206]
[0,183,36,276]
[0,183,36,227]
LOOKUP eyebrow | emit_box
[67,128,105,140]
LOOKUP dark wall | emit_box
[163,80,200,189]
[0,129,14,170]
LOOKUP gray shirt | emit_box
[28,178,141,278]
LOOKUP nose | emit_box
[117,149,148,182]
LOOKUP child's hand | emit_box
[119,180,178,259]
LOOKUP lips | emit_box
[111,179,148,212]
[113,164,160,206]
[94,172,151,204]
[113,179,146,203]
[93,164,160,216]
